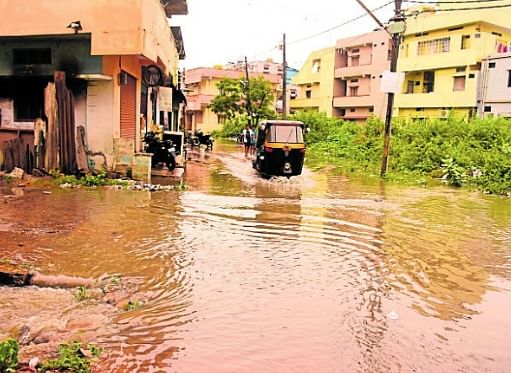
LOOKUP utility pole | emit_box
[355,0,404,177]
[244,56,252,126]
[282,33,288,119]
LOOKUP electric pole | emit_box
[282,33,287,119]
[244,56,252,126]
[354,0,404,177]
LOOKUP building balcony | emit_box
[289,97,321,109]
[398,49,481,72]
[334,64,373,78]
[333,95,374,108]
[395,91,477,108]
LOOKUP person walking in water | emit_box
[242,125,252,158]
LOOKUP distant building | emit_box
[477,53,511,118]
[333,30,391,122]
[290,47,336,115]
[394,4,511,119]
[184,67,281,133]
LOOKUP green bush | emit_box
[293,110,511,195]
[0,338,18,373]
[39,341,101,373]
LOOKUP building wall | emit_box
[478,54,511,117]
[0,37,102,77]
[333,30,391,121]
[394,8,511,118]
[290,47,335,115]
[0,0,178,77]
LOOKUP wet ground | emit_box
[1,141,511,372]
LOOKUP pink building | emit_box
[333,30,392,122]
[184,67,281,133]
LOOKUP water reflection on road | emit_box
[3,141,511,372]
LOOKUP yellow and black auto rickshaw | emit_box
[252,120,306,178]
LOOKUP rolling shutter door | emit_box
[120,72,136,142]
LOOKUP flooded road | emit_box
[2,141,511,372]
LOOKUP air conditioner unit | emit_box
[118,72,128,85]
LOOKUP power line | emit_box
[404,0,506,3]
[414,3,511,11]
[288,0,394,45]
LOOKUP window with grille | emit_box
[423,71,435,93]
[350,86,358,96]
[350,56,360,66]
[417,37,450,55]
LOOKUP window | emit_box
[453,76,466,91]
[468,73,475,79]
[351,48,360,53]
[448,26,464,32]
[423,71,435,93]
[456,66,466,73]
[350,108,356,113]
[13,48,52,65]
[484,106,492,112]
[489,62,496,68]
[14,93,44,121]
[269,125,304,143]
[508,71,511,87]
[350,79,359,83]
[461,35,470,50]
[406,80,415,94]
[369,107,374,113]
[417,37,450,55]
[351,56,360,66]
[305,90,311,99]
[312,59,321,73]
[350,86,359,96]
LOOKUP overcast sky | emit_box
[173,0,395,70]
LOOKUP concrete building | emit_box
[290,47,336,115]
[394,4,511,120]
[333,30,391,122]
[478,53,511,118]
[184,67,281,134]
[0,0,187,179]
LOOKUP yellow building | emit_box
[394,3,511,119]
[290,47,336,115]
[185,68,281,134]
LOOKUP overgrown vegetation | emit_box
[74,286,89,301]
[0,338,18,373]
[123,300,142,312]
[39,342,101,373]
[287,111,511,195]
[53,172,131,188]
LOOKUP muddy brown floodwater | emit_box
[1,141,511,372]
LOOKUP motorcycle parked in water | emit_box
[144,131,176,170]
[186,130,214,150]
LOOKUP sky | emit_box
[172,0,395,70]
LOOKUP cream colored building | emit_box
[0,0,187,177]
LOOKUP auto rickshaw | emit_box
[252,120,306,178]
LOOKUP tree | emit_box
[210,77,276,125]
[246,76,276,125]
[209,79,243,121]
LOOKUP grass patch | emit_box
[39,341,101,373]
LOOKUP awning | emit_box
[173,89,187,105]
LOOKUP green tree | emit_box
[210,77,276,125]
[209,79,243,121]
[246,76,276,125]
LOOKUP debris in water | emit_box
[387,310,399,320]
